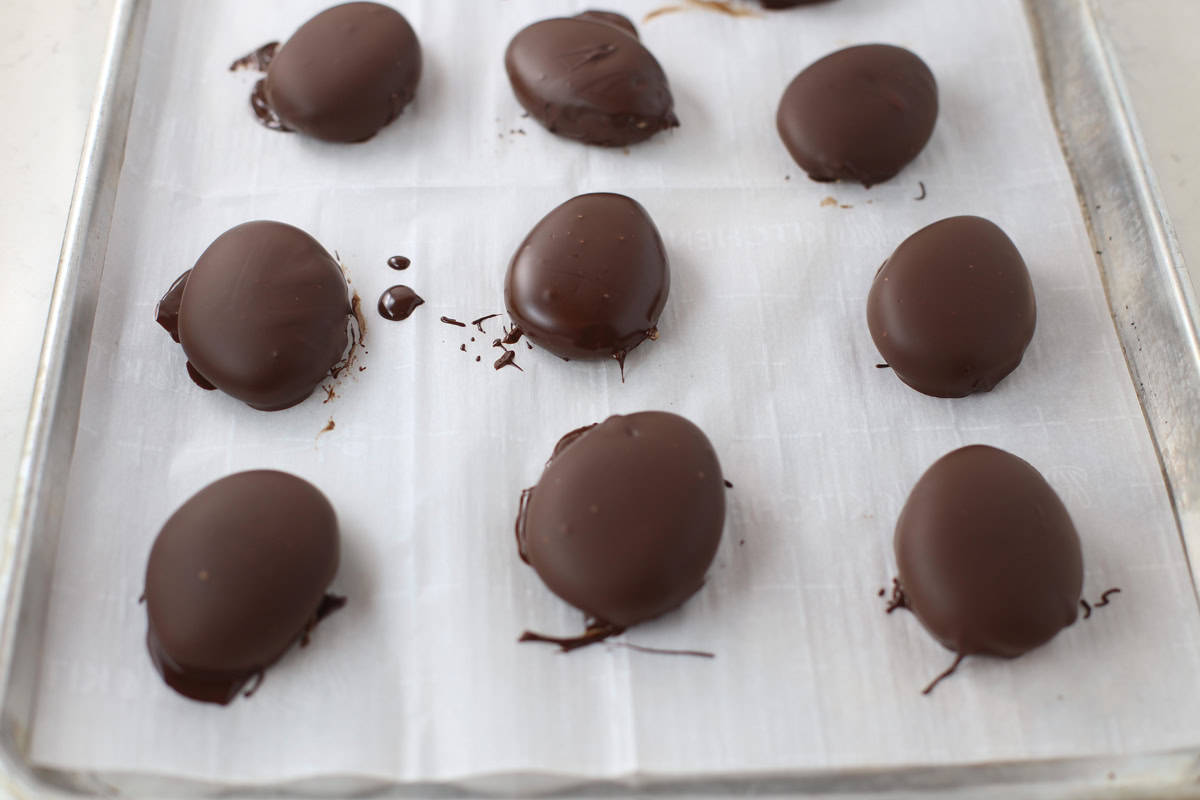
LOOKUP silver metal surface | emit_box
[1029,0,1200,607]
[0,0,148,796]
[1,0,1198,797]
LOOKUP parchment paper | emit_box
[28,0,1200,786]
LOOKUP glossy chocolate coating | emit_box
[895,445,1083,658]
[377,285,424,321]
[867,216,1036,398]
[169,220,351,411]
[776,44,937,187]
[504,12,678,146]
[504,193,669,361]
[262,2,421,142]
[154,270,189,344]
[517,412,725,628]
[145,470,340,703]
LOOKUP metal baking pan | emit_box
[2,0,1198,796]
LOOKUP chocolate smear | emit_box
[377,285,424,321]
[494,350,523,371]
[921,653,967,695]
[519,620,625,653]
[250,79,291,132]
[472,313,500,332]
[229,41,279,72]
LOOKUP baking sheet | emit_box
[25,0,1200,786]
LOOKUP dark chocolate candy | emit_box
[163,220,351,411]
[144,470,341,704]
[260,2,421,142]
[776,44,937,187]
[895,445,1082,658]
[504,193,669,361]
[517,412,725,628]
[867,215,1036,398]
[504,12,678,146]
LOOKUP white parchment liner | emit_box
[28,0,1200,784]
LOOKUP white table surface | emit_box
[1,0,1197,550]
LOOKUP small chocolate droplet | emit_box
[377,286,424,321]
